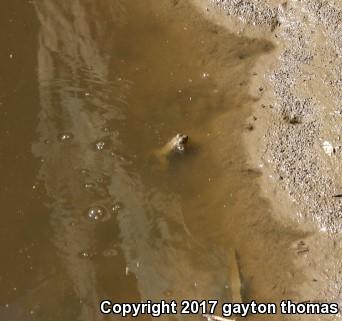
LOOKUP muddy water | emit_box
[0,0,306,320]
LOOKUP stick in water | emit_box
[227,248,242,303]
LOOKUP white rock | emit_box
[323,141,334,156]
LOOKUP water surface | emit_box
[0,1,305,320]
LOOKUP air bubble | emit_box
[84,183,95,190]
[87,206,106,221]
[80,169,89,175]
[112,202,123,214]
[96,177,104,184]
[58,133,74,142]
[95,141,105,150]
[79,251,90,258]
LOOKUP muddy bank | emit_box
[190,0,342,319]
[192,0,342,232]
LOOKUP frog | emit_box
[154,133,188,167]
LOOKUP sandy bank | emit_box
[193,0,342,231]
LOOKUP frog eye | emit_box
[181,136,188,144]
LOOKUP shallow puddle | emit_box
[0,0,306,320]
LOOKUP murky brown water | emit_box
[0,0,307,320]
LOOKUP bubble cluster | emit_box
[112,202,123,214]
[87,206,106,221]
[95,141,105,150]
